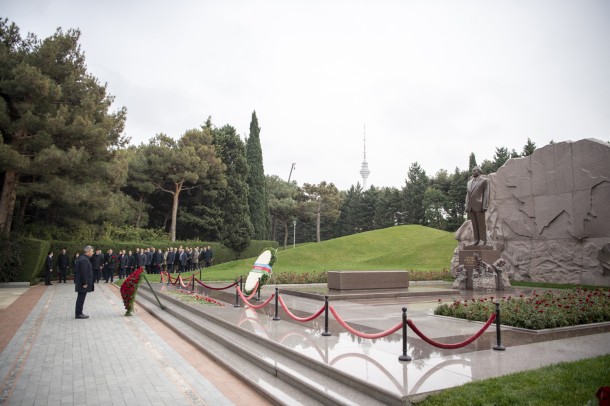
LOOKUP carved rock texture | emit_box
[486,138,610,286]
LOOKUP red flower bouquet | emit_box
[120,266,144,316]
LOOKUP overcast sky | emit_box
[4,0,610,190]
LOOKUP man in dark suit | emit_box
[178,248,187,273]
[465,166,490,246]
[91,249,103,283]
[75,245,94,319]
[57,248,69,283]
[166,248,175,274]
[44,251,53,285]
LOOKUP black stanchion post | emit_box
[191,275,195,293]
[166,272,170,286]
[322,296,332,336]
[233,281,241,308]
[399,307,412,361]
[239,276,243,292]
[273,287,280,321]
[493,302,506,351]
[257,283,261,302]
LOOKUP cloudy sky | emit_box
[4,0,610,190]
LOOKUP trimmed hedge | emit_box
[20,238,278,283]
[22,238,51,285]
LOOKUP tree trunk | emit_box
[169,181,182,242]
[282,220,288,249]
[0,171,18,237]
[316,209,321,243]
[15,193,30,229]
[135,195,144,228]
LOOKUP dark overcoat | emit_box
[75,255,94,293]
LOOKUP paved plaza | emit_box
[1,280,609,405]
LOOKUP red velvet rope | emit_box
[236,286,275,309]
[195,279,238,290]
[329,306,403,339]
[278,295,325,322]
[177,275,192,289]
[239,282,259,300]
[407,313,496,349]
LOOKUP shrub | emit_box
[435,288,610,329]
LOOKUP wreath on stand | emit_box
[243,248,277,295]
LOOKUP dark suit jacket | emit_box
[466,176,489,212]
[45,256,53,272]
[75,255,94,293]
[58,253,69,269]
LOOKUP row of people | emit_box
[45,246,214,285]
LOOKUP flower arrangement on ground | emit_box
[435,288,610,330]
[120,266,144,316]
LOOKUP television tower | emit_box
[359,125,371,189]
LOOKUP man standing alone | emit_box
[75,245,94,319]
[465,166,490,246]
[57,248,69,283]
[44,251,53,286]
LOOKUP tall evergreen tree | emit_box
[468,153,478,171]
[213,125,253,254]
[0,20,128,235]
[402,162,429,225]
[522,138,537,156]
[245,111,270,239]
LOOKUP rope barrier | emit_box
[278,295,325,322]
[177,275,192,289]
[195,278,237,290]
[238,282,259,300]
[407,313,496,349]
[329,306,402,339]
[236,287,275,309]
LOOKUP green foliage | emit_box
[19,238,50,284]
[20,222,167,242]
[0,19,128,235]
[213,125,253,254]
[435,288,610,329]
[522,137,537,156]
[0,234,25,282]
[246,111,270,240]
[138,130,225,241]
[300,182,342,242]
[267,175,299,248]
[415,354,610,406]
[402,162,429,225]
[468,152,477,171]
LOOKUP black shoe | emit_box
[75,314,89,319]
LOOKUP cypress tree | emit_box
[245,111,270,239]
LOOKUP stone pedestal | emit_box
[458,246,501,290]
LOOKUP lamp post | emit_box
[293,220,297,249]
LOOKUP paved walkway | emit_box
[0,283,270,406]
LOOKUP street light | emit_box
[293,220,297,249]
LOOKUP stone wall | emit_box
[484,138,610,286]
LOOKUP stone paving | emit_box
[0,282,268,406]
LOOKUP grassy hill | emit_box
[201,225,457,281]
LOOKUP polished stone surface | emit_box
[168,281,610,399]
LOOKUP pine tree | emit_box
[0,20,128,235]
[402,162,429,225]
[522,138,537,156]
[468,153,478,171]
[245,111,270,239]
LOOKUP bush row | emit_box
[11,238,277,284]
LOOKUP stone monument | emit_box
[453,138,610,287]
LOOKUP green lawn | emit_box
[195,225,457,281]
[414,354,610,406]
